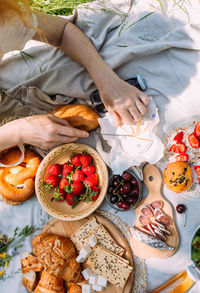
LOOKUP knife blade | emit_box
[92,132,134,137]
[129,227,174,250]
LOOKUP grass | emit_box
[30,0,93,16]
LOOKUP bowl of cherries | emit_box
[106,169,142,211]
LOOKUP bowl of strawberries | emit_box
[35,143,108,221]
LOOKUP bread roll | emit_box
[52,104,99,131]
[34,270,65,293]
[22,270,37,292]
[61,255,83,283]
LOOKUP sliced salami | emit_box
[140,205,154,218]
[147,223,157,238]
[139,226,153,236]
[150,200,163,210]
[155,209,170,226]
[139,215,149,227]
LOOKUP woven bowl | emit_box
[35,143,108,221]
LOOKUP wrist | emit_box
[1,120,23,146]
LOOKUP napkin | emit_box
[98,97,164,173]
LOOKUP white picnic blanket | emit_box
[1,0,200,292]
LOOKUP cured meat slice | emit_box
[155,209,170,226]
[139,215,149,227]
[153,227,166,241]
[152,220,171,235]
[147,224,156,238]
[139,226,153,236]
[150,200,163,210]
[140,205,154,218]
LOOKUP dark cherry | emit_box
[122,171,132,182]
[122,193,129,200]
[108,186,114,194]
[113,180,120,187]
[119,187,125,195]
[131,177,139,187]
[122,183,131,194]
[117,201,123,209]
[176,204,187,214]
[130,187,139,196]
[126,196,137,205]
[110,195,119,204]
[121,201,130,210]
[113,174,122,181]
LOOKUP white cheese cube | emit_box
[89,274,98,285]
[76,254,85,263]
[82,268,92,280]
[97,275,108,287]
[89,234,97,247]
[80,245,92,259]
[82,284,94,293]
[93,284,104,291]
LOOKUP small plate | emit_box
[35,143,109,221]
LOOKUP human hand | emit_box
[6,114,88,150]
[99,74,149,126]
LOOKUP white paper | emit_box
[98,97,164,173]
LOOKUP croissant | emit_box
[0,148,41,203]
[32,233,76,277]
[21,252,43,273]
[61,255,83,283]
[34,270,65,293]
[68,283,82,293]
[22,270,37,292]
[52,104,99,131]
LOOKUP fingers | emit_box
[48,114,70,126]
[56,125,88,138]
[138,93,149,106]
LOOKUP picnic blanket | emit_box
[1,0,200,291]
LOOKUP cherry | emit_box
[121,201,130,210]
[117,201,123,209]
[131,177,139,187]
[108,186,114,194]
[110,195,119,204]
[122,171,132,182]
[176,204,187,214]
[119,187,124,195]
[113,174,122,181]
[130,187,139,196]
[126,196,137,205]
[122,183,131,194]
[113,180,120,187]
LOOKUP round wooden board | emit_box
[42,212,134,293]
[131,164,180,259]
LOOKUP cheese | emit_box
[93,284,104,291]
[80,245,92,259]
[97,275,108,287]
[76,254,85,263]
[86,246,133,288]
[70,217,99,250]
[82,268,92,280]
[82,284,94,293]
[89,274,98,285]
[89,234,97,248]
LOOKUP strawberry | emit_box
[66,193,76,206]
[169,142,186,154]
[51,188,65,202]
[47,164,62,176]
[173,131,183,142]
[176,154,189,162]
[59,178,70,190]
[72,169,85,182]
[194,122,200,137]
[80,154,92,167]
[62,164,74,177]
[70,154,82,167]
[43,175,60,191]
[72,181,85,195]
[79,185,100,203]
[188,133,200,149]
[82,165,95,176]
[91,186,100,201]
[194,166,200,182]
[83,173,98,187]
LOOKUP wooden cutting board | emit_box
[42,212,134,293]
[130,164,180,259]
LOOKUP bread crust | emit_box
[52,104,99,131]
[0,148,41,202]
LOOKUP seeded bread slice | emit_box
[86,246,133,288]
[70,217,99,250]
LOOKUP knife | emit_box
[129,227,174,250]
[92,132,134,137]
